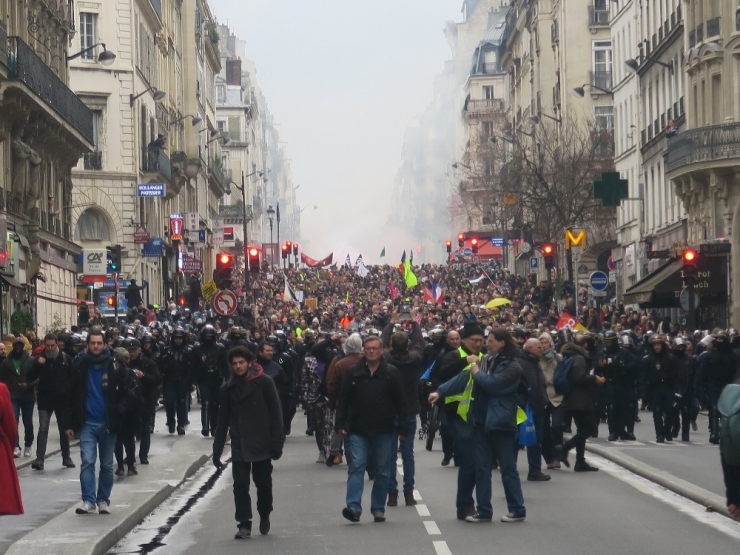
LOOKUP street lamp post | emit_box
[266,205,275,267]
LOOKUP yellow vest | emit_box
[445,347,481,422]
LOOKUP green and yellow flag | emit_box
[404,259,418,288]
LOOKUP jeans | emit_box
[541,404,563,464]
[525,410,545,474]
[12,399,35,449]
[232,459,273,526]
[448,417,476,512]
[562,410,595,463]
[473,427,526,518]
[36,408,70,460]
[388,416,417,494]
[79,421,117,506]
[346,432,394,515]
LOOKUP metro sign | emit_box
[565,229,586,250]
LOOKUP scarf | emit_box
[235,363,264,383]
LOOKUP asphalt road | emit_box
[108,415,740,555]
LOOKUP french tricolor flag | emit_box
[432,283,444,304]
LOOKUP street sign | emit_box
[201,279,218,301]
[471,255,481,264]
[133,226,150,245]
[591,291,607,297]
[142,237,163,257]
[462,247,472,258]
[565,229,587,250]
[607,256,617,271]
[213,289,237,316]
[83,248,107,275]
[589,271,609,291]
[519,242,532,254]
[679,287,700,312]
[609,271,616,283]
[169,216,184,241]
[529,257,538,270]
[137,183,165,197]
[491,237,504,247]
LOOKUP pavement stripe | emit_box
[433,540,453,555]
[413,489,422,501]
[416,504,431,517]
[424,520,441,535]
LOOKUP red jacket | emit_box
[0,382,23,515]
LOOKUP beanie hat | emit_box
[460,323,485,339]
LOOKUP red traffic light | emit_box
[106,296,115,306]
[178,296,187,306]
[281,243,289,252]
[248,247,259,257]
[543,244,554,255]
[458,233,464,240]
[446,240,452,247]
[471,238,478,246]
[218,253,233,266]
[682,249,697,263]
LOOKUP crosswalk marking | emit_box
[433,541,453,555]
[424,520,441,535]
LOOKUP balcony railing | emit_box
[590,70,613,91]
[696,23,703,43]
[210,162,228,193]
[7,37,94,144]
[0,22,7,66]
[666,122,740,173]
[706,17,720,38]
[588,7,610,26]
[83,151,102,170]
[466,98,505,113]
[140,147,173,183]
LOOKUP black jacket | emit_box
[192,341,229,382]
[643,349,680,392]
[128,353,162,408]
[212,374,285,463]
[257,357,289,401]
[336,358,408,437]
[560,343,598,412]
[382,322,425,416]
[27,350,74,411]
[159,344,194,382]
[518,351,548,412]
[0,351,36,403]
[62,349,137,434]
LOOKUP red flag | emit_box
[389,281,399,299]
[300,252,333,268]
[423,287,435,303]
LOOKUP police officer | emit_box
[273,331,299,435]
[420,327,446,434]
[596,331,640,441]
[159,328,193,434]
[193,325,229,436]
[124,338,161,464]
[642,336,680,443]
[672,336,698,441]
[698,331,738,444]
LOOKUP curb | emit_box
[585,443,731,519]
[88,454,210,555]
[15,440,81,471]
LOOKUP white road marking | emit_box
[413,489,422,501]
[416,504,430,517]
[423,520,441,535]
[433,540,453,555]
[589,453,740,540]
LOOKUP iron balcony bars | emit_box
[666,122,740,173]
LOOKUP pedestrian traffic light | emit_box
[214,252,234,289]
[471,238,479,254]
[292,243,298,256]
[682,249,698,285]
[178,295,187,306]
[107,244,122,274]
[106,295,117,308]
[247,247,260,274]
[458,233,465,248]
[281,243,289,260]
[445,240,452,254]
[542,243,555,269]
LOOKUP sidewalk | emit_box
[13,407,79,470]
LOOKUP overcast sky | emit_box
[209,0,462,264]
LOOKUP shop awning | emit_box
[0,273,24,290]
[623,256,727,307]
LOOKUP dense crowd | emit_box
[2,262,740,532]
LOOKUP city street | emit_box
[106,414,740,555]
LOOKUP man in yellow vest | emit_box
[433,323,485,521]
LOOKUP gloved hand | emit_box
[213,456,224,470]
[270,449,283,461]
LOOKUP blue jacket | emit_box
[437,354,521,432]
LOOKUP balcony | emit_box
[706,17,720,39]
[696,23,703,44]
[83,151,102,170]
[589,70,613,92]
[6,37,94,144]
[0,22,7,67]
[588,7,610,27]
[465,98,506,116]
[208,161,229,198]
[666,123,740,174]
[140,148,182,198]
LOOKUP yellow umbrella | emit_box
[485,298,511,309]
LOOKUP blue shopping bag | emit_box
[518,404,537,447]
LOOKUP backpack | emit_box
[553,355,575,395]
[718,383,740,466]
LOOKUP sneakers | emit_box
[441,455,452,466]
[623,433,637,441]
[23,446,32,457]
[31,459,44,471]
[387,492,398,507]
[201,428,210,437]
[316,453,326,464]
[234,525,251,539]
[527,471,551,482]
[75,503,98,515]
[342,507,360,523]
[465,513,492,523]
[127,466,138,476]
[664,434,673,442]
[62,457,76,468]
[13,446,21,458]
[501,513,526,522]
[372,511,386,523]
[546,461,561,470]
[98,501,110,515]
[404,491,417,506]
[456,507,475,521]
[259,517,270,535]
[574,461,599,472]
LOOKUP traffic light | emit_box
[106,295,117,308]
[281,243,289,260]
[445,240,452,254]
[214,252,234,289]
[107,244,122,274]
[542,243,555,269]
[247,247,260,274]
[682,249,698,285]
[471,238,479,254]
[458,233,465,248]
[178,295,188,306]
[292,243,298,257]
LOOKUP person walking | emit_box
[159,328,193,435]
[193,325,229,437]
[539,333,563,469]
[519,338,550,481]
[0,382,23,515]
[336,335,407,524]
[0,337,36,458]
[62,331,137,515]
[125,338,161,464]
[212,346,284,540]
[27,334,76,470]
[431,328,526,523]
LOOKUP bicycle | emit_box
[425,403,442,452]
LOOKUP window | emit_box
[483,86,494,99]
[481,121,493,137]
[75,208,112,241]
[80,13,96,60]
[595,105,614,130]
[217,85,226,103]
[592,40,612,74]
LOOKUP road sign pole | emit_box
[687,285,696,331]
[114,272,119,324]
